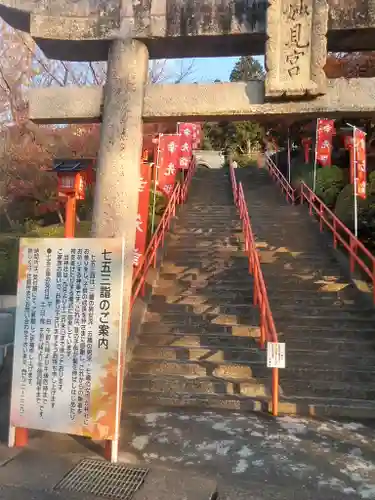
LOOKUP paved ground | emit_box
[119,410,375,499]
[2,405,375,498]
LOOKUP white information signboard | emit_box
[10,238,125,442]
[267,342,286,369]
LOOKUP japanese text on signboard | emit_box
[10,238,125,441]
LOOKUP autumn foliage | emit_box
[325,52,375,78]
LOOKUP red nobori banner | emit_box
[316,119,335,167]
[133,162,152,267]
[178,134,193,170]
[178,122,202,150]
[156,134,179,196]
[192,123,202,149]
[177,123,194,169]
[354,128,367,200]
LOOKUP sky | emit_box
[166,56,265,83]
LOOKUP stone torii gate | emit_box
[1,0,375,386]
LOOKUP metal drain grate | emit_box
[54,459,149,500]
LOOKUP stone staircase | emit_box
[124,165,375,418]
[237,166,375,417]
[125,168,272,411]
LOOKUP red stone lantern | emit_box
[52,159,95,237]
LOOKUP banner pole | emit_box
[287,127,291,184]
[352,126,359,238]
[151,135,162,234]
[313,118,319,192]
[151,162,158,235]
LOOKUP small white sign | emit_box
[267,342,286,369]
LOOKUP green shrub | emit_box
[315,166,347,208]
[290,162,316,190]
[232,154,257,168]
[0,222,92,294]
[334,184,370,231]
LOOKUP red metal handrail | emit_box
[300,182,375,303]
[264,157,375,301]
[131,159,197,309]
[265,153,296,203]
[229,165,280,416]
[229,162,238,204]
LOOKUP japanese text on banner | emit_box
[177,123,194,170]
[157,134,179,197]
[354,129,367,200]
[133,162,152,268]
[316,119,335,167]
[10,238,125,441]
[193,124,202,149]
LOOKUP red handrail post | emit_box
[350,237,355,273]
[333,218,337,249]
[272,368,279,416]
[260,302,266,348]
[319,201,324,232]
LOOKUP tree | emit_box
[202,56,265,155]
[0,19,197,227]
[230,56,265,82]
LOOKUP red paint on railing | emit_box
[131,158,196,309]
[264,154,296,203]
[229,165,279,416]
[263,153,375,304]
[300,182,375,303]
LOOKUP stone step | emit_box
[146,303,256,316]
[157,275,253,286]
[145,309,374,324]
[140,321,375,338]
[268,297,367,309]
[130,357,375,384]
[166,286,349,299]
[125,374,269,398]
[136,333,375,357]
[283,365,375,384]
[284,336,375,357]
[124,391,375,418]
[155,282,254,293]
[177,215,238,221]
[151,292,254,304]
[146,301,373,319]
[125,392,267,413]
[281,379,375,401]
[132,344,375,371]
[272,313,375,326]
[132,345,263,363]
[277,325,375,339]
[136,331,261,346]
[144,311,260,326]
[161,259,246,268]
[277,395,375,419]
[272,305,375,316]
[130,359,265,378]
[165,243,241,251]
